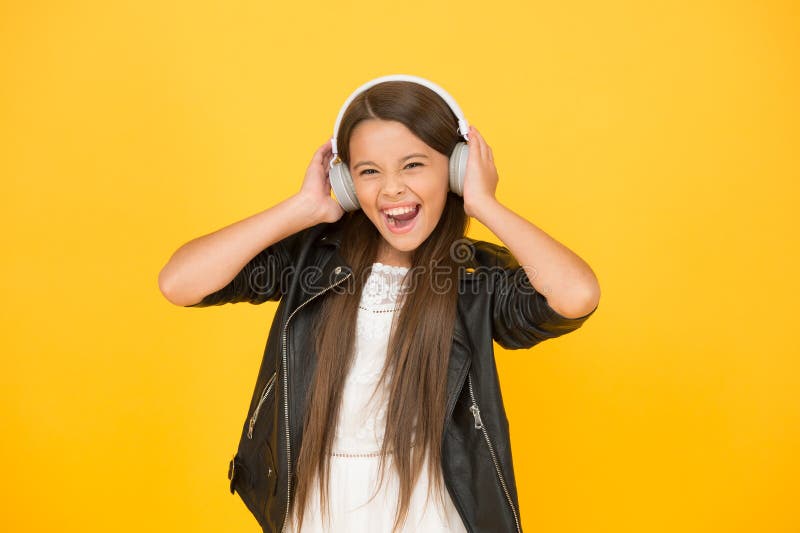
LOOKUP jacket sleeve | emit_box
[183,226,311,308]
[490,244,598,349]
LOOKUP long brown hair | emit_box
[292,81,470,532]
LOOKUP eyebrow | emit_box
[353,153,429,169]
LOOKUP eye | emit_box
[358,162,423,176]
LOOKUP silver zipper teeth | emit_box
[280,271,353,533]
[467,373,522,533]
[247,370,278,439]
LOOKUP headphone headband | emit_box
[329,74,470,158]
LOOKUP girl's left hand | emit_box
[462,125,499,218]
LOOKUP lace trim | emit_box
[358,304,401,313]
[370,261,410,274]
[331,442,418,458]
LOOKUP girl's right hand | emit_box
[297,139,346,224]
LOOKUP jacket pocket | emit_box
[228,440,278,526]
[260,439,278,500]
[248,370,278,440]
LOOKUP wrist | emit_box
[464,196,500,221]
[287,193,324,225]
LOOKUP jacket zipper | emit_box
[280,269,353,533]
[467,372,522,533]
[247,370,278,439]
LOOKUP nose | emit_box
[381,172,406,197]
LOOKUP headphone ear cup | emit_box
[448,141,469,196]
[329,160,361,212]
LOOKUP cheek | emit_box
[422,180,449,206]
[354,184,383,220]
[353,181,376,203]
[411,173,448,197]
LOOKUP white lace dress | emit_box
[285,262,468,532]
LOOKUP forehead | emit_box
[349,119,429,156]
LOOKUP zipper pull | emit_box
[470,403,483,430]
[247,417,256,439]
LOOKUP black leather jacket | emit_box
[186,219,597,532]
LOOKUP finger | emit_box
[314,141,330,161]
[487,145,494,164]
[467,126,478,153]
[472,126,489,161]
[479,134,491,162]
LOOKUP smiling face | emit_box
[348,119,450,267]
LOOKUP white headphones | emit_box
[328,74,471,212]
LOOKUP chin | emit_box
[381,234,420,251]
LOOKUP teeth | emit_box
[383,205,417,217]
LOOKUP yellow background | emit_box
[2,1,798,531]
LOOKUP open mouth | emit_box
[383,204,420,232]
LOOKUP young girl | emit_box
[159,75,600,533]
